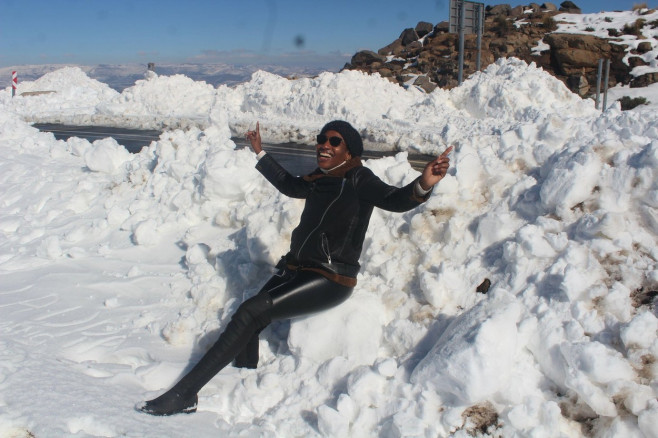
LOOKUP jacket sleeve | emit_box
[255,153,312,199]
[352,167,431,212]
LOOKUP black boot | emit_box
[139,293,272,416]
[233,330,262,369]
[139,391,198,416]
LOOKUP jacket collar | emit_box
[303,156,363,182]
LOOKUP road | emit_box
[34,124,433,173]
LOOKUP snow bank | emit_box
[0,56,657,437]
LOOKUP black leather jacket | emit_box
[256,153,430,279]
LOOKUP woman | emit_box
[139,120,453,416]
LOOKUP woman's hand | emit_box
[419,145,454,190]
[245,122,263,154]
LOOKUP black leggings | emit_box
[232,268,353,368]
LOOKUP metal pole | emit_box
[595,59,603,109]
[458,0,465,84]
[602,59,610,110]
[476,3,483,72]
[12,71,17,97]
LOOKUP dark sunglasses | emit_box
[316,134,344,147]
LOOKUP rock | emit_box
[400,28,420,46]
[637,41,653,54]
[529,3,543,13]
[631,72,658,88]
[486,4,511,17]
[434,21,450,33]
[413,75,438,93]
[555,48,602,69]
[628,56,650,68]
[567,74,589,96]
[476,279,491,294]
[559,1,582,13]
[350,50,386,67]
[415,21,434,38]
[378,68,394,78]
[342,2,655,93]
[544,33,611,52]
[510,5,527,18]
[378,39,404,56]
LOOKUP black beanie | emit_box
[320,120,364,157]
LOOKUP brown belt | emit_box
[286,264,357,288]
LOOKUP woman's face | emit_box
[316,130,352,170]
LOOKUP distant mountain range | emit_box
[0,63,330,91]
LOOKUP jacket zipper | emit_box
[321,233,331,264]
[296,179,346,262]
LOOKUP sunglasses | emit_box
[316,134,344,147]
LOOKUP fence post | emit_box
[602,59,610,111]
[12,71,17,97]
[595,59,603,109]
[458,0,465,85]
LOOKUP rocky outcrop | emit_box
[343,1,657,95]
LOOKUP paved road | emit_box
[35,124,432,173]
[34,123,162,154]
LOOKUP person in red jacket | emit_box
[139,120,453,416]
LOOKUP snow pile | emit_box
[96,73,218,128]
[3,66,119,120]
[1,56,658,437]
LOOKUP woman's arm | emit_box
[247,122,311,199]
[355,145,454,212]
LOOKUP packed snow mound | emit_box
[451,58,597,121]
[98,73,217,124]
[18,66,116,96]
[5,57,610,152]
[0,56,658,437]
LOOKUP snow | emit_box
[1,26,658,438]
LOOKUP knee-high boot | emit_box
[233,329,262,369]
[139,293,272,416]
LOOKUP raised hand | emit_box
[245,122,263,154]
[419,145,454,190]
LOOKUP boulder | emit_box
[434,21,450,33]
[567,74,589,96]
[486,4,511,17]
[378,39,404,56]
[541,2,558,11]
[628,56,649,68]
[413,75,438,93]
[415,21,434,38]
[529,3,543,13]
[636,41,653,54]
[400,28,420,46]
[378,67,394,78]
[559,1,581,13]
[510,5,527,17]
[631,72,658,88]
[555,48,602,69]
[350,50,386,67]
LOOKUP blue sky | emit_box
[0,0,654,70]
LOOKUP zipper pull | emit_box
[321,233,332,264]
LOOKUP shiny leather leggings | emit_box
[233,268,354,368]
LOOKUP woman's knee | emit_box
[232,293,273,329]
